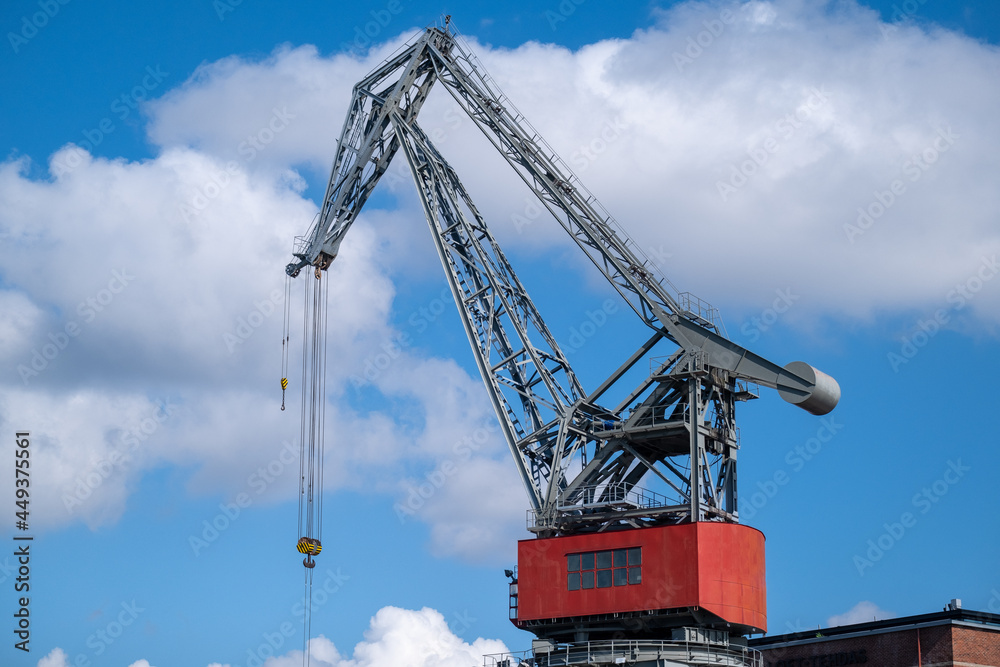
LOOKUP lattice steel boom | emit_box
[286,24,840,537]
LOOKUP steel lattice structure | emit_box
[287,23,839,537]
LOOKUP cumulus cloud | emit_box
[145,43,398,173]
[362,354,525,561]
[259,607,507,667]
[396,454,525,561]
[0,141,522,557]
[826,600,894,626]
[0,145,343,530]
[144,0,1000,326]
[37,648,70,667]
[5,0,1000,562]
[38,606,507,667]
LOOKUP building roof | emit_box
[749,607,1000,649]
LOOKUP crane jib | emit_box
[285,20,840,541]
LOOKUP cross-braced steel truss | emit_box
[287,23,839,536]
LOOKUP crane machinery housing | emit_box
[285,19,840,667]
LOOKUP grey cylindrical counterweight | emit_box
[777,361,841,415]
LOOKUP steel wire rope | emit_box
[317,271,328,542]
[298,275,309,541]
[281,273,292,410]
[297,267,329,667]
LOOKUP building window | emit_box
[567,547,641,590]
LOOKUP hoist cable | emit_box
[294,267,329,667]
[298,274,309,541]
[303,565,314,667]
[281,273,292,410]
[296,268,328,548]
[316,271,328,541]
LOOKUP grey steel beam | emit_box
[288,24,839,536]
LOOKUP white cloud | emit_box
[425,458,525,562]
[826,600,894,626]
[5,0,1000,562]
[368,354,525,561]
[1,388,180,529]
[0,145,339,530]
[259,607,507,667]
[37,648,70,667]
[142,1,1000,326]
[40,606,506,667]
[254,637,346,667]
[0,140,523,558]
[145,41,417,173]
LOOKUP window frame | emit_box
[566,546,641,591]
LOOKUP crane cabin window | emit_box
[567,547,641,590]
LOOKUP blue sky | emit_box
[2,1,1000,665]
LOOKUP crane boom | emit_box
[287,23,840,536]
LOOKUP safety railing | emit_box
[526,484,672,529]
[485,637,762,667]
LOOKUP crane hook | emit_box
[297,536,322,568]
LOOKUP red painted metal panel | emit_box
[516,522,766,632]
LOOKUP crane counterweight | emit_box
[777,361,841,415]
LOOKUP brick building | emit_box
[748,605,1000,666]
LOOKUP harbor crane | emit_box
[285,20,840,667]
